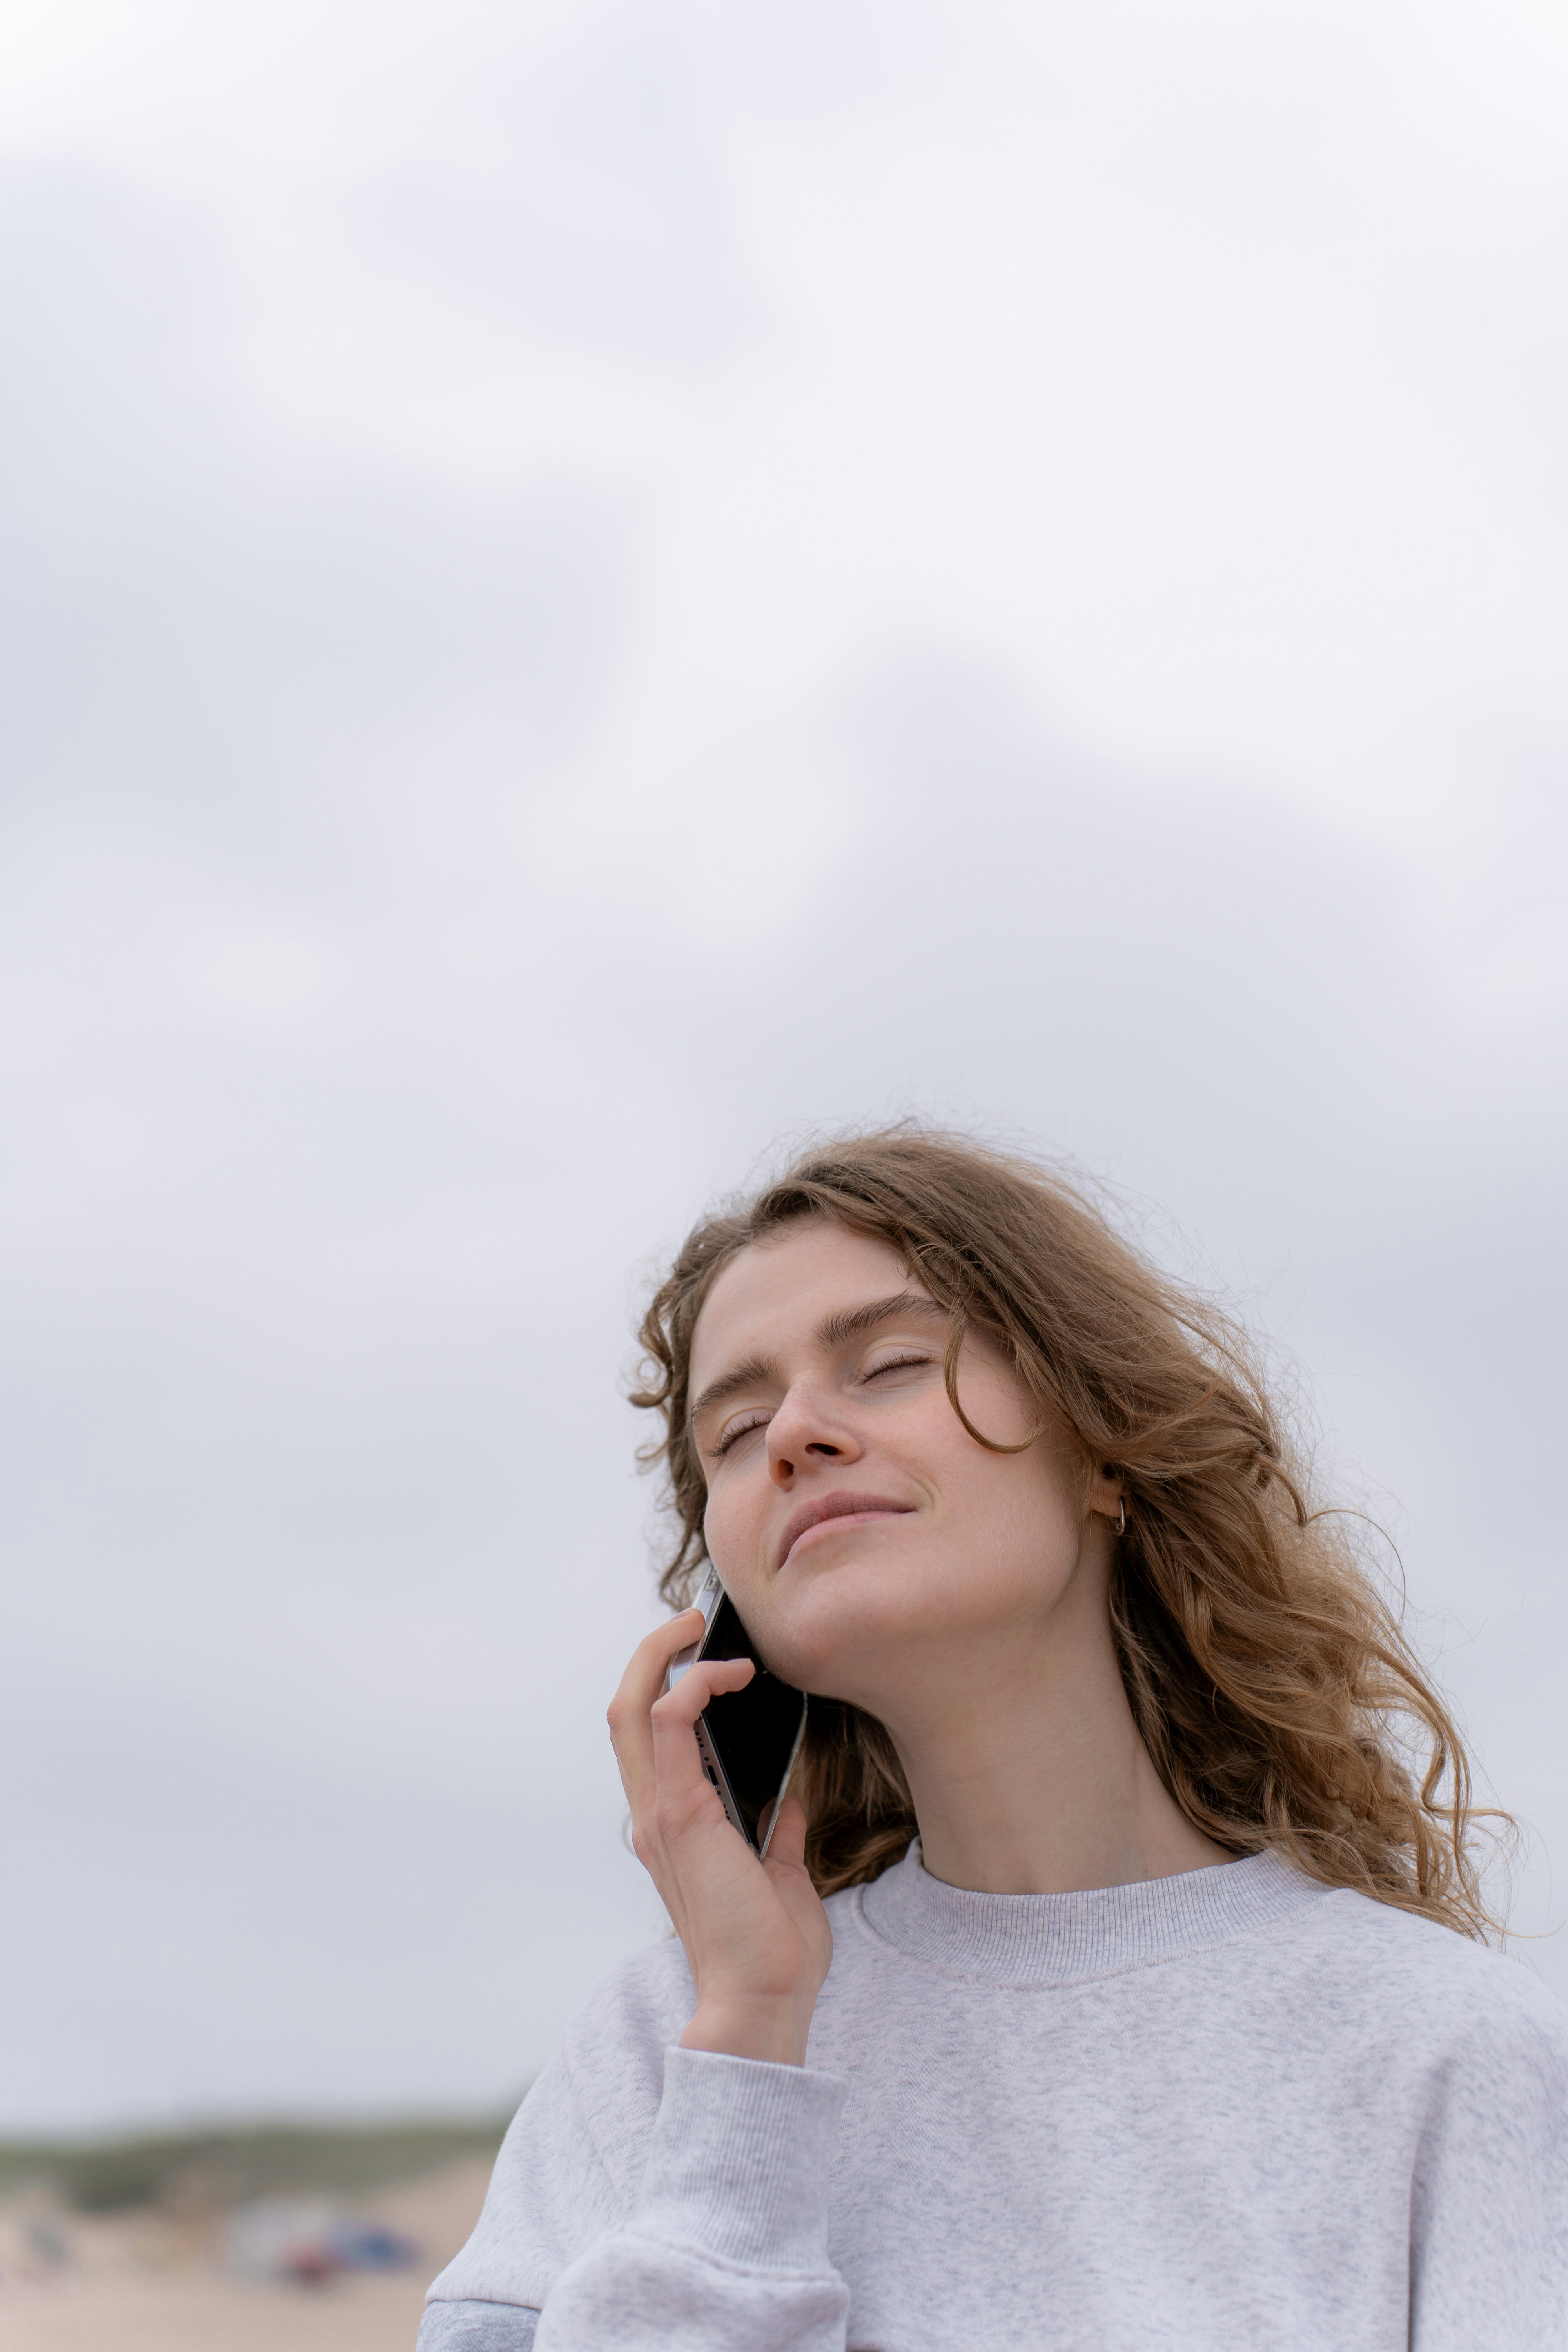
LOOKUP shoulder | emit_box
[566,1930,696,2037]
[478,1935,693,2224]
[1303,1888,1568,2077]
[822,1880,872,1936]
[424,1941,695,2308]
[557,1933,695,2113]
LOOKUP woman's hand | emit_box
[608,1612,833,2067]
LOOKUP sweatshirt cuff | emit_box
[633,2043,848,2273]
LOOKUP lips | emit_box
[776,1489,916,1571]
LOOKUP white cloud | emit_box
[1,0,1564,2128]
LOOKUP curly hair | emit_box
[631,1126,1504,1933]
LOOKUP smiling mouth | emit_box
[777,1491,916,1570]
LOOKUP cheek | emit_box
[930,1421,1085,1570]
[700,1466,759,1580]
[953,1359,1042,1454]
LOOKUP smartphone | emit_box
[665,1565,808,1857]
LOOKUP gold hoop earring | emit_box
[1116,1499,1127,1538]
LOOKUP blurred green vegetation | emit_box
[0,2114,514,2211]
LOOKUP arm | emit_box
[422,1616,849,2350]
[420,2045,848,2352]
[419,2308,538,2349]
[534,2046,847,2351]
[1408,1975,1568,2351]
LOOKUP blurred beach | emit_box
[0,2126,500,2351]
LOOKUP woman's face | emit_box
[688,1218,1114,1714]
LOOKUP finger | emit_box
[648,1656,756,1813]
[656,1652,755,1731]
[761,1792,809,1875]
[607,1610,705,1811]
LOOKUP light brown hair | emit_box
[632,1127,1503,1933]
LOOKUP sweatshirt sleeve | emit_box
[421,2012,850,2352]
[1407,1966,1568,2350]
[534,2047,850,2351]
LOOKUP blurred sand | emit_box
[0,2156,490,2350]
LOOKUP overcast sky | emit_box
[3,0,1566,2135]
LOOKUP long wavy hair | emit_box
[632,1127,1504,1935]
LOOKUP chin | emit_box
[762,1565,944,1695]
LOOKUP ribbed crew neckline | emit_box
[857,1842,1331,1986]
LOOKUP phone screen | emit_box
[697,1593,808,1851]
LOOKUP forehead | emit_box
[689,1221,922,1392]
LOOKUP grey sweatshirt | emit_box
[419,1846,1568,2350]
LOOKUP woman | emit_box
[421,1129,1565,2350]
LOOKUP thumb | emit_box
[762,1791,811,1875]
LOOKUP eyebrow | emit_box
[688,1292,948,1430]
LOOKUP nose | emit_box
[765,1375,862,1487]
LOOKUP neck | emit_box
[864,1581,1229,1897]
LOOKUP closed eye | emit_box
[714,1410,770,1457]
[713,1354,933,1457]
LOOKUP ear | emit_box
[1090,1462,1125,1520]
